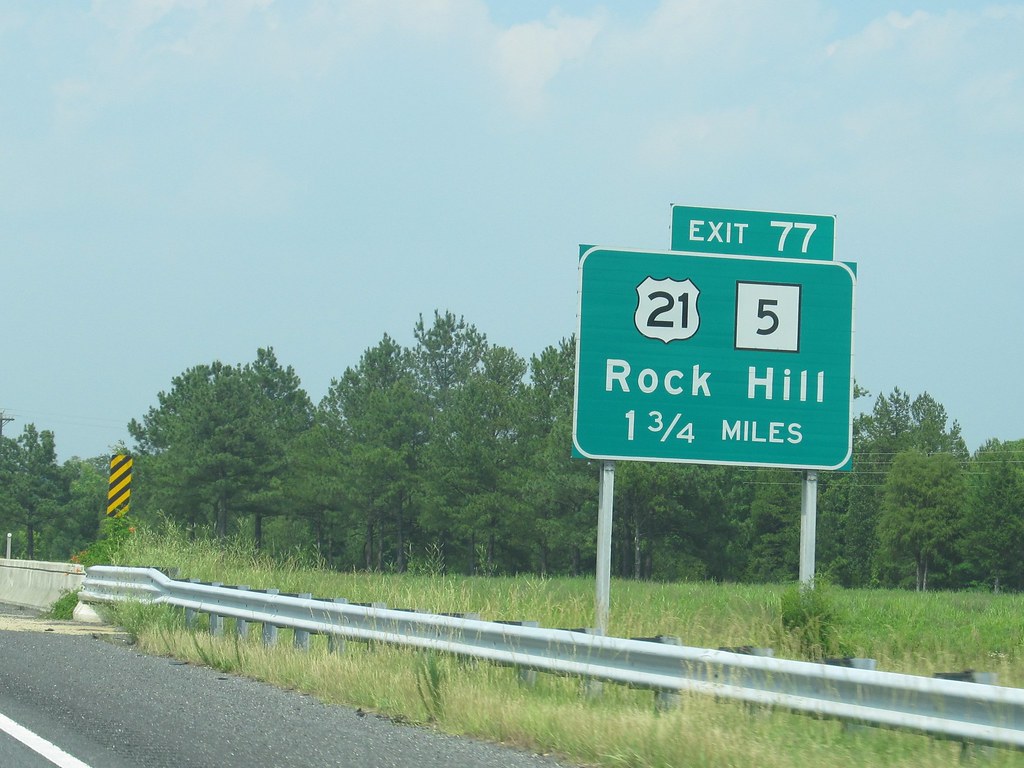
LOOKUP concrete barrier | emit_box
[0,558,85,611]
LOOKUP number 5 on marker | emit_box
[734,281,802,352]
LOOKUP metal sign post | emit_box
[799,470,819,586]
[594,461,615,635]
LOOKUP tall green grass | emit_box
[102,523,1024,768]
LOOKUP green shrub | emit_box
[44,588,81,620]
[71,517,137,567]
[779,581,845,659]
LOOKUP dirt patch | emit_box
[0,614,131,642]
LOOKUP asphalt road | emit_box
[0,724,59,768]
[0,618,571,768]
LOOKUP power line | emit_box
[2,408,118,437]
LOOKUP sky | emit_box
[1,0,1021,462]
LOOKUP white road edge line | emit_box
[0,711,93,768]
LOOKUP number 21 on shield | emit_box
[634,276,701,343]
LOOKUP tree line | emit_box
[2,310,1022,590]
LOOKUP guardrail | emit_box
[81,565,1024,750]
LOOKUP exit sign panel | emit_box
[670,205,836,261]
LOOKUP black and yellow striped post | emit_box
[107,454,133,517]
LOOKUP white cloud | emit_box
[78,2,605,122]
[957,68,1024,136]
[90,0,193,36]
[822,6,1024,145]
[605,0,829,72]
[88,0,270,45]
[340,0,488,41]
[636,107,762,170]
[492,11,604,118]
[825,8,979,77]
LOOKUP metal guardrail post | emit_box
[580,628,604,699]
[367,602,386,651]
[518,621,539,686]
[935,670,997,685]
[718,646,775,657]
[826,657,877,670]
[293,593,312,651]
[236,585,250,639]
[261,589,280,647]
[717,646,775,714]
[328,598,348,653]
[209,583,224,637]
[641,636,683,711]
[935,670,999,761]
[827,657,877,734]
[184,579,201,628]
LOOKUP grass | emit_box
[43,588,81,620]
[100,525,1024,767]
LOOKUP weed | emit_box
[191,632,215,667]
[474,542,497,577]
[71,516,139,567]
[407,541,446,576]
[43,588,81,620]
[415,651,447,722]
[779,580,845,659]
[109,601,182,642]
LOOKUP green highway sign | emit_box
[670,204,836,261]
[573,247,855,470]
